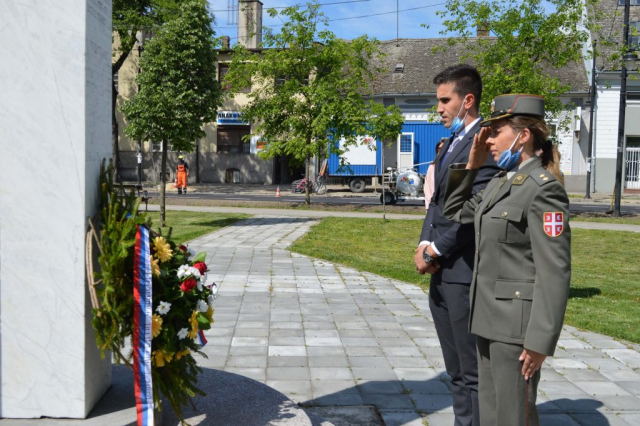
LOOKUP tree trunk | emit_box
[305,155,311,206]
[160,138,168,227]
[111,79,120,182]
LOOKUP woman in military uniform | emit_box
[443,94,571,426]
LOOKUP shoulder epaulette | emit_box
[530,168,557,186]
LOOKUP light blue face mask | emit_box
[450,97,469,134]
[497,131,523,171]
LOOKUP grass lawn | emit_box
[145,211,251,245]
[290,218,640,344]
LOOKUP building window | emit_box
[383,97,395,107]
[619,0,640,5]
[275,74,309,89]
[631,22,640,48]
[152,141,173,152]
[400,134,412,153]
[218,63,250,92]
[217,127,250,153]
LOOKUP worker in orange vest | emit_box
[176,155,189,194]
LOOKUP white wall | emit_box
[0,0,112,418]
[595,87,621,159]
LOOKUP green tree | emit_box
[121,0,222,226]
[435,0,600,120]
[224,1,403,205]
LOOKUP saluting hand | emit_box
[519,348,547,381]
[466,127,491,170]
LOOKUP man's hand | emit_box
[519,348,547,381]
[414,245,440,275]
[467,127,491,170]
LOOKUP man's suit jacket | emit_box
[419,120,500,284]
[442,157,571,356]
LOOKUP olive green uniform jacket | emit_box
[443,157,571,356]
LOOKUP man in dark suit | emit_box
[414,64,499,426]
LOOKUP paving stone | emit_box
[356,379,404,395]
[309,355,349,367]
[307,346,346,357]
[231,336,268,347]
[596,395,640,411]
[269,336,305,346]
[386,356,430,368]
[572,381,632,396]
[223,367,266,382]
[394,367,442,381]
[360,393,414,409]
[305,336,343,347]
[382,346,424,357]
[616,381,640,395]
[556,368,609,382]
[411,394,454,412]
[268,356,308,367]
[539,381,589,396]
[538,414,581,425]
[345,346,385,357]
[310,367,354,381]
[268,345,307,357]
[267,367,311,381]
[401,379,451,394]
[229,345,268,356]
[379,410,427,426]
[311,380,359,397]
[226,355,267,368]
[573,413,634,426]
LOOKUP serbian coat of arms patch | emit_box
[544,212,564,237]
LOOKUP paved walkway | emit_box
[191,215,640,426]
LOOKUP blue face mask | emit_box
[450,97,469,134]
[497,131,523,171]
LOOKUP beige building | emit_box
[115,0,300,185]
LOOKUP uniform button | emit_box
[515,291,521,298]
[502,211,508,217]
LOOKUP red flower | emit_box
[181,278,197,293]
[179,245,187,252]
[193,262,208,275]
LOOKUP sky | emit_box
[208,0,449,43]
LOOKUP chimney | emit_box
[477,21,489,37]
[238,0,263,49]
[221,35,230,50]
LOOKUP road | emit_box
[151,191,640,214]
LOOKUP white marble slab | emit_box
[0,0,112,418]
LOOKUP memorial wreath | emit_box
[87,161,217,424]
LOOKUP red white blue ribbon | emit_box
[198,330,208,346]
[133,226,154,426]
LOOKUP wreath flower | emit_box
[153,236,173,262]
[151,314,163,338]
[181,278,197,293]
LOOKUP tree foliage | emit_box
[121,0,222,225]
[224,1,403,205]
[435,0,600,118]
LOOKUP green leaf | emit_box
[192,252,206,263]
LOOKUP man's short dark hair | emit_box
[433,64,482,110]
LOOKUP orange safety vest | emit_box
[177,164,186,173]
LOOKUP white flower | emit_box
[177,328,189,340]
[197,299,209,313]
[196,279,203,292]
[207,295,215,307]
[177,264,190,279]
[188,267,201,279]
[187,247,196,257]
[156,301,171,315]
[210,283,219,299]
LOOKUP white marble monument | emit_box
[0,0,113,418]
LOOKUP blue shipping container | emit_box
[327,122,450,177]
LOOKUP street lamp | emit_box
[135,31,147,190]
[613,0,638,217]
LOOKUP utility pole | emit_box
[586,40,597,199]
[613,0,631,217]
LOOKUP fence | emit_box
[626,147,640,190]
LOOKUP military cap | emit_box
[480,94,545,127]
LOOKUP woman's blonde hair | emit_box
[506,115,564,186]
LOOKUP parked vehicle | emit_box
[327,122,449,193]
